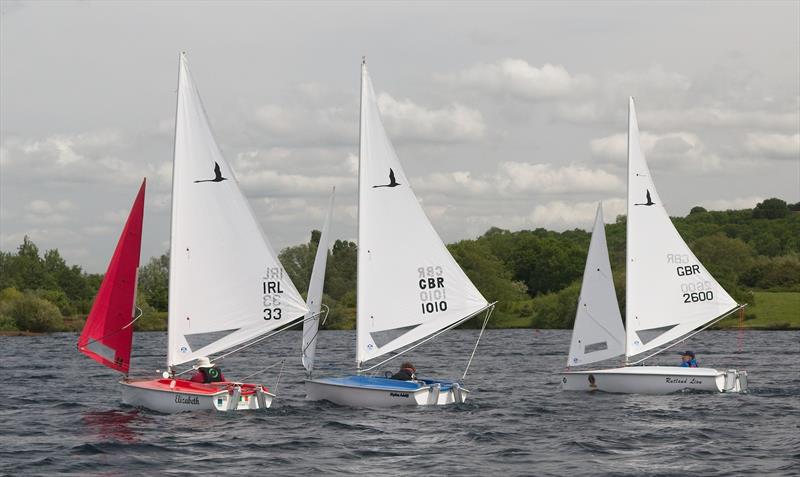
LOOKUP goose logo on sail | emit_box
[194,162,228,183]
[634,189,655,206]
[373,168,401,188]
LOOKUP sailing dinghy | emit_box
[304,60,496,407]
[560,98,748,394]
[80,53,310,413]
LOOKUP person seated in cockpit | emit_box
[391,362,417,381]
[189,356,226,383]
[679,351,698,368]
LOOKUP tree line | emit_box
[1,198,798,332]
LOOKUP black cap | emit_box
[679,350,695,358]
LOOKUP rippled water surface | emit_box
[1,330,798,476]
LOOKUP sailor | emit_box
[390,362,417,381]
[189,356,226,383]
[679,351,698,368]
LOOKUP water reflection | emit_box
[82,409,143,442]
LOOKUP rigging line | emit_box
[627,304,747,366]
[273,359,286,395]
[358,301,498,374]
[172,310,324,377]
[462,304,495,381]
[238,359,285,382]
[79,306,143,350]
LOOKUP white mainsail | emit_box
[356,62,489,367]
[167,53,308,368]
[625,97,738,359]
[302,187,335,374]
[567,203,626,367]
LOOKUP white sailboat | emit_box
[118,52,310,412]
[305,60,495,407]
[561,98,748,394]
[302,187,335,376]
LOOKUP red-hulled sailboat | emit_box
[79,53,310,413]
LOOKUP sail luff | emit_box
[78,179,146,374]
[567,203,626,367]
[302,187,335,374]
[625,98,738,359]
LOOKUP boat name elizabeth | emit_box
[175,395,200,405]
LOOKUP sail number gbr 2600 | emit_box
[262,267,284,320]
[418,266,448,315]
[669,254,714,304]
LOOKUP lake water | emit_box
[1,330,798,476]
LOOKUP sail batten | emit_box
[302,187,335,374]
[567,203,626,367]
[78,179,146,374]
[167,53,308,368]
[356,63,488,366]
[625,98,737,359]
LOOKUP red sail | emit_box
[78,179,146,374]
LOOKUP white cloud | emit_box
[529,199,627,230]
[441,59,593,100]
[1,130,162,187]
[23,199,76,225]
[590,131,722,172]
[745,133,800,159]
[414,162,622,197]
[376,93,486,143]
[699,196,765,211]
[496,162,622,194]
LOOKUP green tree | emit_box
[753,198,789,219]
[9,292,64,332]
[138,253,169,311]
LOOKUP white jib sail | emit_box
[356,62,489,367]
[167,53,309,368]
[567,203,626,367]
[302,187,335,374]
[625,97,738,359]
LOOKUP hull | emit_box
[305,375,469,407]
[120,378,274,413]
[560,366,748,394]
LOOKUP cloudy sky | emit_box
[1,1,798,272]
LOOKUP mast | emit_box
[166,52,183,371]
[356,57,366,371]
[625,96,632,365]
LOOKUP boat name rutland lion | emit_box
[665,377,704,385]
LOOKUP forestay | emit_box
[356,62,489,367]
[625,97,737,358]
[567,203,625,367]
[167,53,308,368]
[302,187,335,374]
[78,179,146,374]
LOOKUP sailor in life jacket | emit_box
[679,350,698,368]
[189,356,226,383]
[390,362,417,381]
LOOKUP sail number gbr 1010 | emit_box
[262,267,284,320]
[418,266,448,315]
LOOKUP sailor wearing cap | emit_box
[679,351,698,368]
